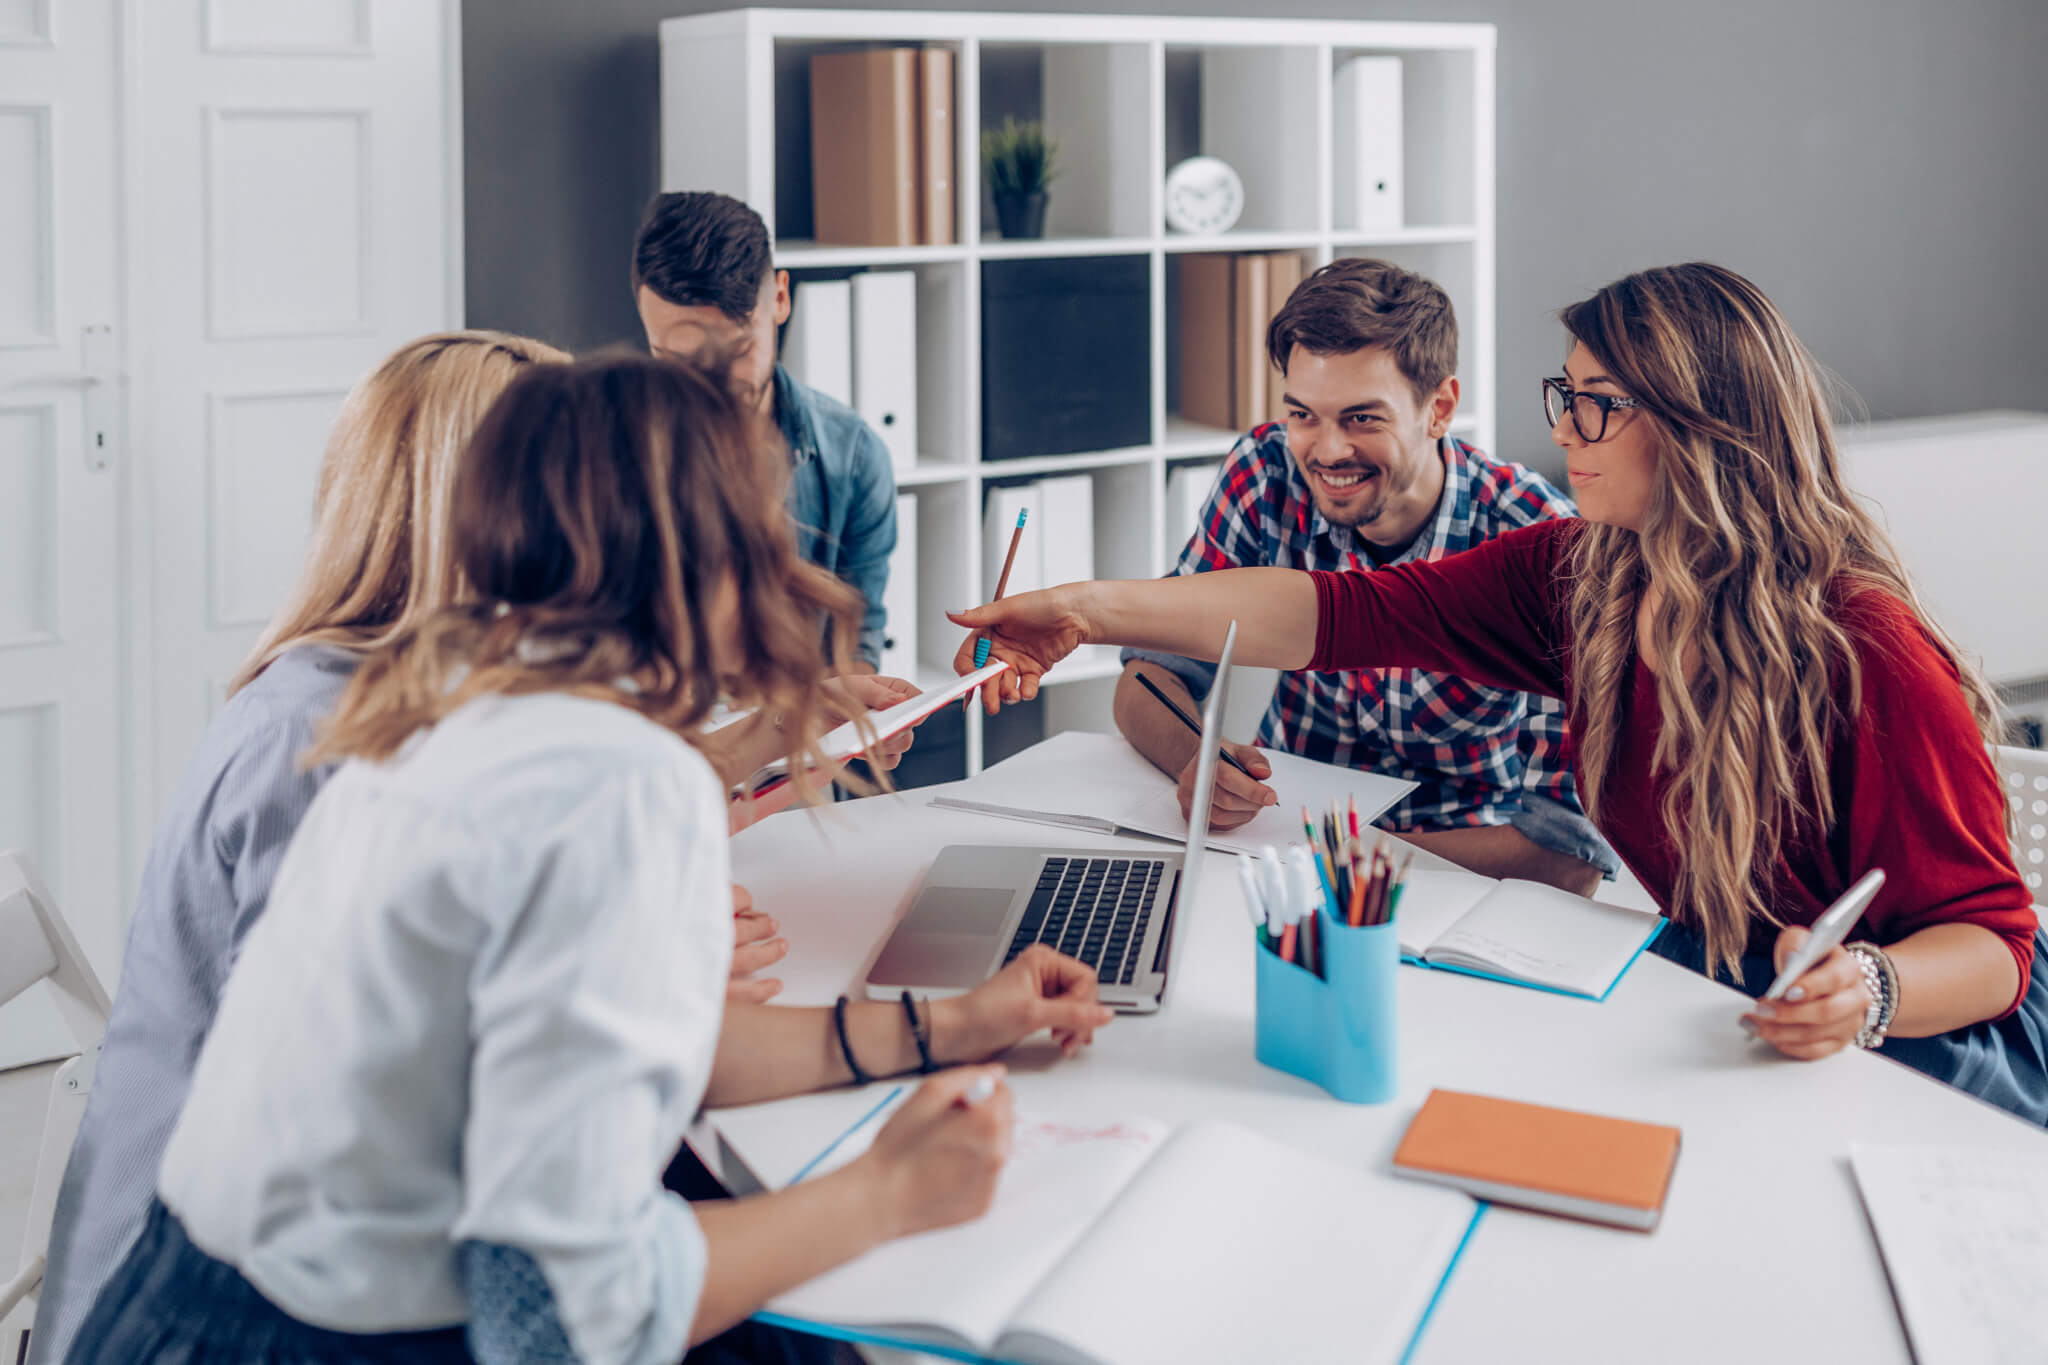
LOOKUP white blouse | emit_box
[157,690,733,1365]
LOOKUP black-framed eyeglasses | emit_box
[1543,377,1642,443]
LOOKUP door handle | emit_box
[2,327,118,471]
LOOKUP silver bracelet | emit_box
[1844,942,1898,1049]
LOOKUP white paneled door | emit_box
[127,0,460,896]
[0,0,123,1068]
[0,1,458,1069]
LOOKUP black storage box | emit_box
[980,256,1150,460]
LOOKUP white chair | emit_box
[1994,744,2048,900]
[0,851,111,1347]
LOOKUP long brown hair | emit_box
[230,330,569,693]
[1560,263,2001,977]
[309,353,863,799]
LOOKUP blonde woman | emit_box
[28,333,571,1365]
[951,263,2047,1124]
[66,354,1105,1363]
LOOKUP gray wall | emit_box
[463,0,2048,476]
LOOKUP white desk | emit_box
[715,733,2046,1364]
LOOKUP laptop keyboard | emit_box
[1003,856,1167,986]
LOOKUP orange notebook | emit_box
[1391,1088,1682,1231]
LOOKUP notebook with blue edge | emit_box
[1391,870,1667,1001]
[751,1110,1489,1365]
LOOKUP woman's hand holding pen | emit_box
[859,1065,1014,1239]
[1741,926,1871,1060]
[932,944,1115,1061]
[948,586,1095,714]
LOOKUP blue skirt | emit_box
[66,1198,472,1365]
[1652,924,2048,1126]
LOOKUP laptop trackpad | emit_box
[870,887,1014,986]
[911,886,1015,933]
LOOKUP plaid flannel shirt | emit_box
[1126,429,1585,832]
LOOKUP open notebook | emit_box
[758,1096,1484,1365]
[1393,868,1666,1000]
[932,746,1417,858]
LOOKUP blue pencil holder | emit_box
[1253,909,1399,1104]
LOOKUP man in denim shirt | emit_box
[634,192,895,668]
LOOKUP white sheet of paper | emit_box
[1422,879,1661,996]
[1113,748,1417,856]
[1851,1143,2048,1365]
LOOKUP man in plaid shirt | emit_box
[1119,258,1616,893]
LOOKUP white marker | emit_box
[1238,857,1272,931]
[961,1070,999,1106]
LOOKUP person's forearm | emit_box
[1113,664,1202,781]
[1074,570,1320,670]
[705,998,955,1108]
[1393,825,1602,898]
[689,1164,893,1343]
[1882,921,2023,1037]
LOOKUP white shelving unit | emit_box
[661,8,1496,775]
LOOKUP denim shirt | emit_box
[773,366,897,668]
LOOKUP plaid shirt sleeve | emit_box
[1486,465,1587,812]
[1120,432,1277,700]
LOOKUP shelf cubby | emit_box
[662,9,1496,775]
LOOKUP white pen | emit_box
[960,1070,999,1107]
[1760,868,1887,1003]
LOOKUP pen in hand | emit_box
[1132,672,1258,782]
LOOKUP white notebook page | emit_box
[1005,1120,1476,1365]
[1393,868,1497,958]
[765,1114,1169,1354]
[1423,879,1660,996]
[1851,1143,2048,1365]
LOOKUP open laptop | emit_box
[866,623,1237,1014]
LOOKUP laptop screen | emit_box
[1177,620,1238,906]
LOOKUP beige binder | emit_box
[810,48,919,246]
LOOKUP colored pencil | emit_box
[968,509,1028,705]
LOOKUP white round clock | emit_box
[1163,156,1244,236]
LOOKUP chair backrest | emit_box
[0,851,110,1054]
[1994,746,2048,901]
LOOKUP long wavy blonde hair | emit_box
[309,353,864,801]
[1561,263,2001,978]
[229,330,570,693]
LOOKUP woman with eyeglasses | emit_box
[948,262,2048,1123]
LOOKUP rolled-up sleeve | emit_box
[454,762,733,1365]
[1834,596,2037,1014]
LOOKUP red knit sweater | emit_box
[1309,517,2036,1014]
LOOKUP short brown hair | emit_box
[1265,258,1458,402]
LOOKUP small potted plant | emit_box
[982,116,1060,239]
